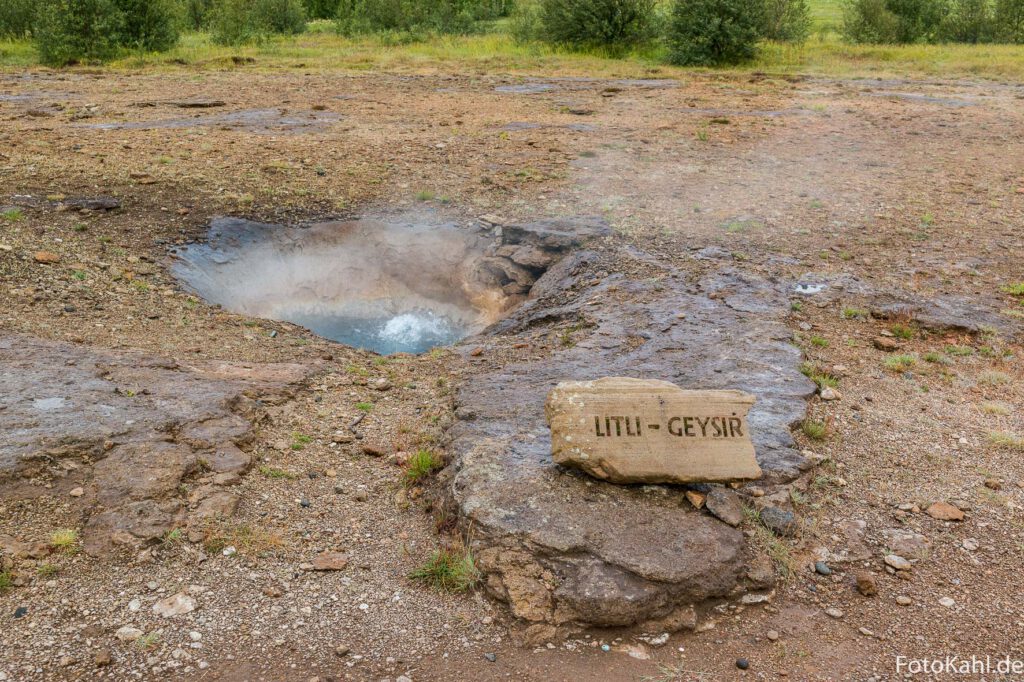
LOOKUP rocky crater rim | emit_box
[170,215,605,354]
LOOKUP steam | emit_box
[171,216,519,354]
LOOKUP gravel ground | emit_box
[1,68,1023,680]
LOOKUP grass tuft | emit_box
[0,571,12,594]
[884,354,917,372]
[49,529,79,553]
[405,448,443,485]
[890,324,915,340]
[842,307,869,320]
[802,418,827,440]
[410,547,480,593]
[978,371,1011,386]
[980,401,1012,416]
[1001,282,1024,296]
[988,431,1024,450]
[258,465,296,479]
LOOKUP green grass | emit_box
[945,344,974,356]
[258,465,296,479]
[801,361,839,388]
[890,324,915,340]
[884,354,917,372]
[49,528,79,553]
[842,307,869,320]
[802,418,827,440]
[1003,283,1024,296]
[1,207,23,221]
[410,547,481,593]
[743,506,799,578]
[290,432,312,450]
[3,23,1021,82]
[809,335,829,348]
[0,570,11,594]
[405,448,443,485]
[36,563,59,577]
[356,402,373,412]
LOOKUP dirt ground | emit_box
[1,65,1024,681]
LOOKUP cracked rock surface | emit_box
[444,220,816,630]
[0,333,312,556]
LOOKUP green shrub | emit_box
[116,0,182,51]
[336,0,498,35]
[994,0,1024,41]
[842,0,901,41]
[210,0,307,44]
[34,0,126,65]
[761,0,811,41]
[668,0,763,65]
[843,0,946,42]
[184,0,215,29]
[0,0,36,38]
[530,0,658,50]
[304,0,341,19]
[940,0,993,42]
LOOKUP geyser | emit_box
[171,217,541,355]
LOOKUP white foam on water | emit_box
[378,311,453,346]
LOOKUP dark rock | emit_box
[484,653,497,662]
[759,507,798,537]
[705,488,745,527]
[736,658,750,670]
[814,561,831,576]
[13,606,27,618]
[444,227,814,629]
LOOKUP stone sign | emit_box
[545,377,762,484]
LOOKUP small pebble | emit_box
[896,596,912,606]
[814,561,831,576]
[484,653,496,662]
[766,630,779,641]
[736,658,749,670]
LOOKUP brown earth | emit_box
[1,66,1024,681]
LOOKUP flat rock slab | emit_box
[445,225,815,629]
[0,333,311,556]
[547,378,761,484]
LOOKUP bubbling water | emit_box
[286,309,465,355]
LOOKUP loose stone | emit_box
[825,608,844,619]
[884,554,912,571]
[927,502,965,521]
[856,572,878,597]
[736,658,750,670]
[896,596,912,606]
[814,561,831,576]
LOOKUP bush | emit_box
[531,0,657,49]
[761,0,811,41]
[336,0,493,35]
[210,0,307,44]
[184,0,214,29]
[34,0,126,65]
[0,0,36,38]
[940,0,993,42]
[668,0,763,65]
[843,0,946,42]
[995,0,1024,41]
[116,0,182,51]
[842,0,900,41]
[304,0,341,20]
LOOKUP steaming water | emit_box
[171,217,504,356]
[287,309,465,355]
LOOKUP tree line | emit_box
[1,0,1022,67]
